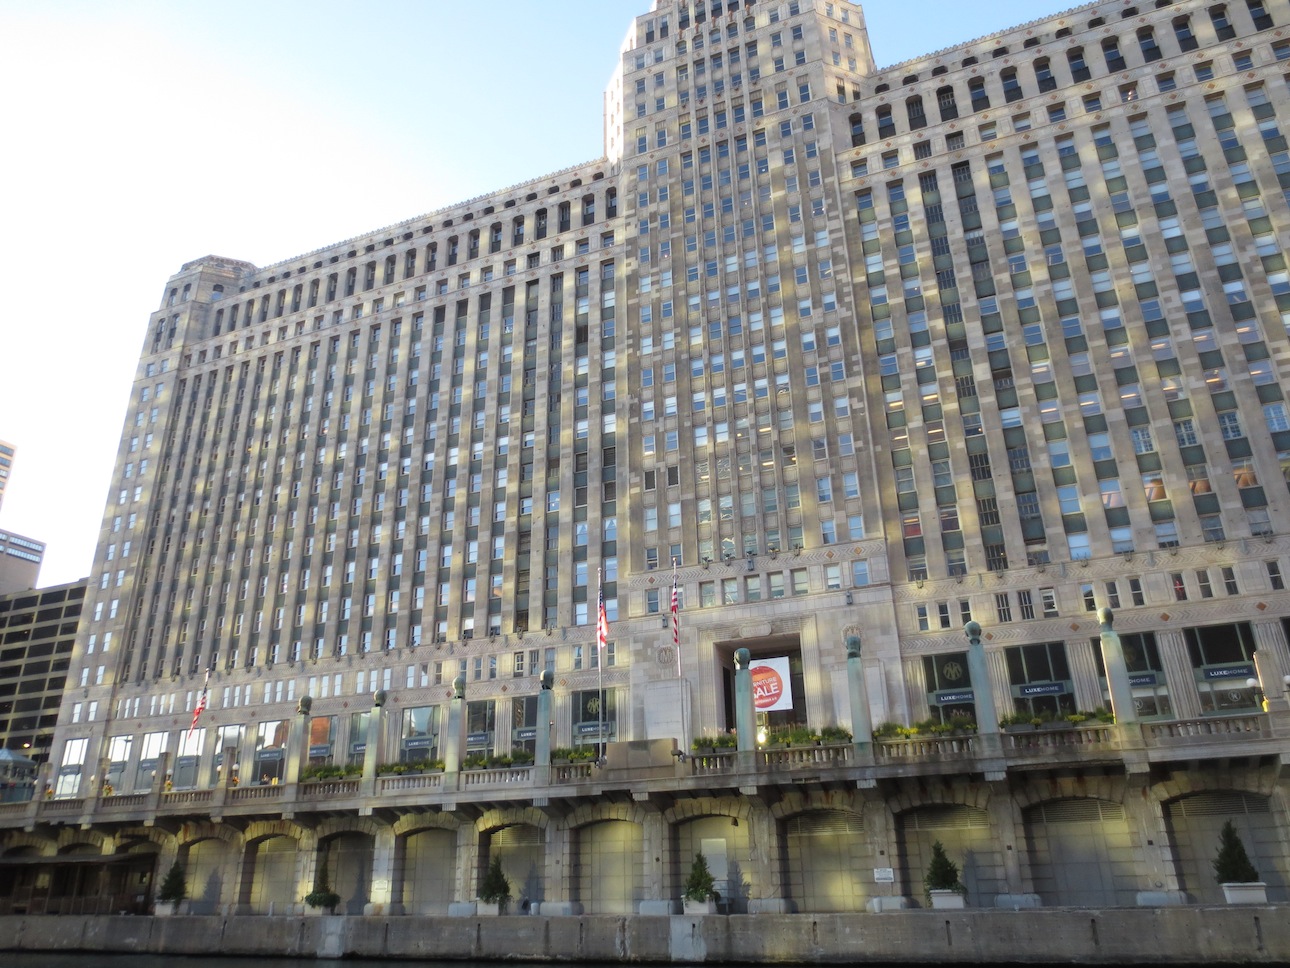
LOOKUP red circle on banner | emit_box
[752,664,785,709]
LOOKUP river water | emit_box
[0,957,1235,968]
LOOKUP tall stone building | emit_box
[3,0,1290,918]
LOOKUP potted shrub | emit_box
[1213,819,1266,904]
[550,747,574,765]
[682,851,720,915]
[712,733,737,750]
[872,722,902,740]
[305,857,341,915]
[463,753,488,770]
[691,735,717,754]
[924,840,967,909]
[478,855,511,915]
[156,860,187,916]
[947,713,977,734]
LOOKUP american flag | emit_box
[187,672,209,741]
[670,565,680,651]
[597,580,609,652]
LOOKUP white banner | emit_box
[751,656,794,711]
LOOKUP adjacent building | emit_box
[0,440,14,513]
[0,530,45,597]
[2,0,1290,918]
[0,580,84,765]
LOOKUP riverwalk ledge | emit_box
[1,908,1288,963]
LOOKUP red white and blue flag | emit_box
[670,564,680,651]
[187,672,209,741]
[597,579,609,652]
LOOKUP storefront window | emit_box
[923,652,974,722]
[1186,622,1259,714]
[401,706,439,764]
[1005,642,1075,717]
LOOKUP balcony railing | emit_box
[8,714,1285,830]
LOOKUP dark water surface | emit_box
[0,957,1242,968]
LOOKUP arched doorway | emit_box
[1024,797,1136,906]
[574,819,643,914]
[1165,791,1285,902]
[402,827,457,914]
[897,804,1001,906]
[784,809,870,912]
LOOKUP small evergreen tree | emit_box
[478,855,512,908]
[683,851,718,902]
[1213,819,1260,884]
[924,840,965,898]
[304,855,341,912]
[157,860,187,907]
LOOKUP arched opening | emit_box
[783,809,870,912]
[1023,798,1135,906]
[573,818,644,914]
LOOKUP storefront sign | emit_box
[1204,664,1255,681]
[935,689,974,704]
[1019,682,1065,697]
[751,656,794,711]
[1128,673,1158,687]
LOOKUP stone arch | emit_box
[238,819,308,914]
[567,802,650,915]
[666,796,759,913]
[1157,783,1287,903]
[393,810,460,838]
[769,788,865,821]
[0,832,57,857]
[566,800,652,830]
[774,790,872,913]
[315,815,387,841]
[891,785,999,906]
[176,821,241,851]
[109,826,174,855]
[316,826,376,916]
[884,778,991,817]
[399,812,460,916]
[1012,774,1128,811]
[475,805,549,835]
[477,806,548,911]
[55,828,108,855]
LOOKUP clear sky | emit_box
[0,0,1045,587]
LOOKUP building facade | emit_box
[2,0,1290,918]
[0,439,14,513]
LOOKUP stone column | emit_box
[985,648,1013,719]
[285,696,312,787]
[447,822,480,915]
[444,675,465,774]
[365,822,403,915]
[1097,608,1139,724]
[1155,629,1202,720]
[734,647,755,755]
[1066,635,1105,714]
[987,782,1040,908]
[861,796,907,911]
[539,821,581,915]
[533,670,554,787]
[292,829,318,916]
[637,806,674,915]
[1124,781,1187,906]
[1252,619,1290,678]
[237,733,256,788]
[746,799,790,913]
[902,655,930,723]
[362,691,385,782]
[846,634,875,767]
[965,622,1000,734]
[200,726,220,789]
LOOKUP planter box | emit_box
[928,889,966,909]
[476,900,505,916]
[1221,882,1267,904]
[682,898,717,915]
[1002,724,1035,733]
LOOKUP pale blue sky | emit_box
[0,0,1044,585]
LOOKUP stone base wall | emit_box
[1,909,1287,963]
